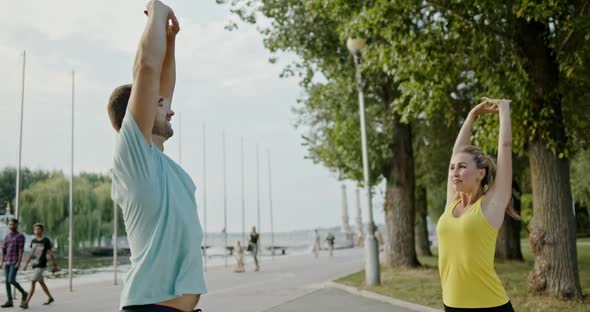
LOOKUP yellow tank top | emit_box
[436,197,509,308]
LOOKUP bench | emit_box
[265,246,287,255]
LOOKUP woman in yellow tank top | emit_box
[436,97,521,312]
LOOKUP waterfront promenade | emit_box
[7,248,438,312]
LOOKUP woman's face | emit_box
[449,152,485,194]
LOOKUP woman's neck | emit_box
[459,189,483,207]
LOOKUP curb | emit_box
[325,281,443,312]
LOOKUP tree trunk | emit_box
[517,19,582,299]
[415,186,432,257]
[495,182,523,260]
[527,141,581,299]
[383,114,420,267]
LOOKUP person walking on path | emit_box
[108,1,206,311]
[312,229,321,258]
[325,232,335,257]
[249,227,260,272]
[437,97,520,312]
[0,219,28,308]
[22,223,58,309]
[233,241,245,273]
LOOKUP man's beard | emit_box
[152,119,174,139]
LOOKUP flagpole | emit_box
[241,137,246,245]
[222,131,228,267]
[113,200,118,285]
[202,124,207,271]
[68,70,75,292]
[178,113,182,165]
[267,149,274,260]
[14,50,26,219]
[256,144,261,256]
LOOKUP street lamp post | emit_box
[347,37,380,286]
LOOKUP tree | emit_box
[571,148,590,209]
[495,181,524,261]
[18,172,123,253]
[0,167,51,211]
[571,148,590,234]
[414,186,431,256]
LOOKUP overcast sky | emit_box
[0,0,385,233]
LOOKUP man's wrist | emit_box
[166,39,176,49]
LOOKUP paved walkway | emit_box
[0,248,438,312]
[266,287,411,312]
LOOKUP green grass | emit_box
[337,244,590,312]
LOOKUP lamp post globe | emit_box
[347,38,366,54]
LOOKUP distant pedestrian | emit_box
[22,223,58,309]
[1,219,28,308]
[249,227,260,272]
[374,225,384,246]
[312,229,321,258]
[233,241,245,273]
[355,229,364,247]
[325,232,335,257]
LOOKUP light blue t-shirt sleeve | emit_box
[111,112,155,205]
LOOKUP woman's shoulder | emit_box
[444,197,461,211]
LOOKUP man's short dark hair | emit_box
[9,218,18,225]
[107,84,132,132]
[34,223,44,230]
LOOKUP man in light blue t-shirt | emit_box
[107,1,206,311]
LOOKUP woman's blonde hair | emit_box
[462,145,521,221]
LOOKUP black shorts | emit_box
[121,304,202,312]
[444,301,514,312]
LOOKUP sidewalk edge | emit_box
[325,281,443,312]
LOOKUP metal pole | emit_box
[202,124,207,271]
[69,70,75,291]
[355,188,363,246]
[353,52,380,286]
[178,113,182,165]
[241,137,246,245]
[113,200,118,285]
[341,184,351,233]
[222,131,228,267]
[267,149,274,260]
[256,144,261,255]
[15,50,26,219]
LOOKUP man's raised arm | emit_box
[128,0,174,143]
[160,14,179,104]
